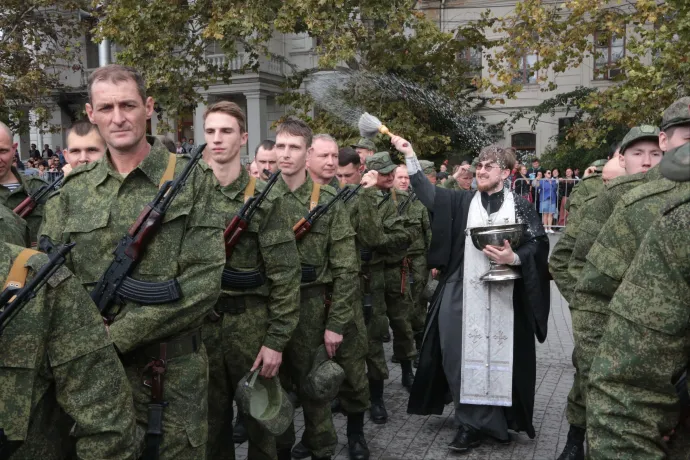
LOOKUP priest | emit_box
[391,136,551,452]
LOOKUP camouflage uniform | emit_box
[0,167,47,244]
[40,137,225,459]
[0,243,140,460]
[441,176,459,190]
[270,174,358,458]
[201,165,300,460]
[0,204,29,247]
[404,197,431,341]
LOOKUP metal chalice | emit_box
[469,223,525,282]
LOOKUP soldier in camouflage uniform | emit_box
[350,138,376,171]
[0,122,48,245]
[40,65,225,459]
[0,204,29,247]
[587,142,690,460]
[199,101,301,460]
[270,118,358,460]
[418,160,437,185]
[557,126,664,460]
[0,242,140,460]
[308,134,342,191]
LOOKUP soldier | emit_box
[392,165,431,366]
[418,160,437,185]
[200,101,301,460]
[0,204,29,247]
[0,242,140,459]
[270,118,358,460]
[442,164,473,191]
[0,121,47,244]
[40,64,225,459]
[62,120,107,175]
[350,138,376,171]
[255,140,278,180]
[586,142,690,460]
[307,134,341,189]
[557,127,663,460]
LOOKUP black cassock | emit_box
[406,170,550,439]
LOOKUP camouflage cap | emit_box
[469,157,480,174]
[235,369,294,436]
[351,138,377,151]
[419,160,436,175]
[661,97,690,131]
[302,345,345,403]
[589,159,608,168]
[660,142,690,182]
[619,125,660,154]
[365,151,397,174]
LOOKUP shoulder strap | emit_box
[310,182,321,211]
[159,153,177,188]
[391,188,398,204]
[244,176,257,203]
[3,249,39,291]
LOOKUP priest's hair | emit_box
[477,145,516,171]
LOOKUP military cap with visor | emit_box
[419,160,436,175]
[660,97,690,131]
[235,369,295,436]
[365,151,397,174]
[619,125,661,155]
[351,138,377,151]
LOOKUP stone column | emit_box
[245,91,268,161]
[193,97,208,148]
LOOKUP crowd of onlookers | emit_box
[13,143,66,182]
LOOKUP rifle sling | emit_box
[244,176,257,203]
[158,154,177,188]
[310,182,321,211]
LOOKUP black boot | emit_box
[382,332,391,343]
[401,359,415,390]
[556,425,585,460]
[277,448,292,460]
[368,378,388,424]
[391,356,400,364]
[414,331,423,350]
[413,349,420,368]
[331,397,342,414]
[233,412,248,444]
[290,442,310,459]
[448,425,481,452]
[347,412,370,460]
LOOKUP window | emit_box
[457,47,482,77]
[593,32,625,80]
[513,54,538,84]
[84,22,100,69]
[511,133,536,158]
[558,117,575,135]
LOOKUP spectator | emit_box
[573,168,580,179]
[176,141,184,154]
[557,168,577,226]
[54,146,61,158]
[436,163,449,183]
[531,170,543,215]
[249,160,261,178]
[513,165,531,200]
[538,170,558,232]
[180,136,190,153]
[37,161,48,180]
[42,143,54,158]
[29,143,41,159]
[527,157,543,179]
[14,151,25,170]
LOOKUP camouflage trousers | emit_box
[408,253,428,337]
[566,351,587,429]
[202,296,277,460]
[335,301,371,414]
[384,262,416,361]
[277,289,337,458]
[572,310,609,412]
[365,264,389,381]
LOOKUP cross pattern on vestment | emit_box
[493,330,508,347]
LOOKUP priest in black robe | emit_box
[389,136,550,452]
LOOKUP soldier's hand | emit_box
[361,170,379,188]
[252,346,282,378]
[390,135,414,157]
[324,330,343,358]
[583,166,596,178]
[453,164,470,180]
[62,163,73,177]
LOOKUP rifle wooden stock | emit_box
[294,220,312,241]
[13,196,35,218]
[292,217,307,233]
[124,210,163,260]
[224,219,248,258]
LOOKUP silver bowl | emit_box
[469,223,525,282]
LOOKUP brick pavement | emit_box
[235,234,575,460]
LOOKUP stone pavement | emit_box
[235,234,575,460]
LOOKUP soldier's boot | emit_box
[290,442,310,459]
[556,425,586,460]
[347,412,370,460]
[413,350,420,368]
[277,448,292,460]
[368,378,388,424]
[331,397,342,414]
[382,332,391,343]
[401,360,415,390]
[233,411,248,444]
[413,332,423,368]
[391,356,400,364]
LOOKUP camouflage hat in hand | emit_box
[660,142,690,182]
[351,138,377,151]
[419,160,436,175]
[661,97,690,131]
[365,151,397,174]
[235,369,294,436]
[619,125,660,154]
[302,345,345,403]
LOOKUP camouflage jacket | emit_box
[269,174,357,335]
[39,137,225,353]
[441,176,459,190]
[549,173,603,302]
[206,164,300,352]
[0,204,29,247]
[0,167,47,244]
[0,243,139,459]
[378,189,421,265]
[403,195,430,257]
[587,191,690,460]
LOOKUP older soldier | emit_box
[587,143,690,460]
[307,134,340,189]
[271,118,357,460]
[418,160,437,185]
[255,140,278,180]
[0,242,140,460]
[0,204,29,247]
[200,101,300,460]
[0,121,47,244]
[40,64,225,459]
[350,138,376,171]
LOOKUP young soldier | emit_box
[350,138,376,171]
[255,140,278,180]
[40,64,225,459]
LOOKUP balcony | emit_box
[204,53,286,76]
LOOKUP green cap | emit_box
[235,370,295,436]
[302,345,345,403]
[419,160,436,175]
[661,97,690,131]
[590,159,608,168]
[365,151,397,174]
[660,142,690,182]
[619,125,660,154]
[351,138,377,151]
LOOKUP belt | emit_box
[300,285,326,301]
[126,329,202,366]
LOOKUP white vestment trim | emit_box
[460,189,515,406]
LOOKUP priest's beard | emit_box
[476,175,503,192]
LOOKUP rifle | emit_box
[397,191,416,215]
[360,249,373,324]
[13,173,64,218]
[293,187,348,241]
[224,170,281,258]
[341,184,363,204]
[0,243,75,334]
[91,144,206,321]
[377,191,392,209]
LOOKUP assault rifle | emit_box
[293,187,348,241]
[341,184,363,204]
[0,243,75,334]
[13,173,64,218]
[91,144,206,321]
[377,191,392,209]
[397,190,417,215]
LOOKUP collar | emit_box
[218,166,251,200]
[480,189,505,212]
[92,136,168,186]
